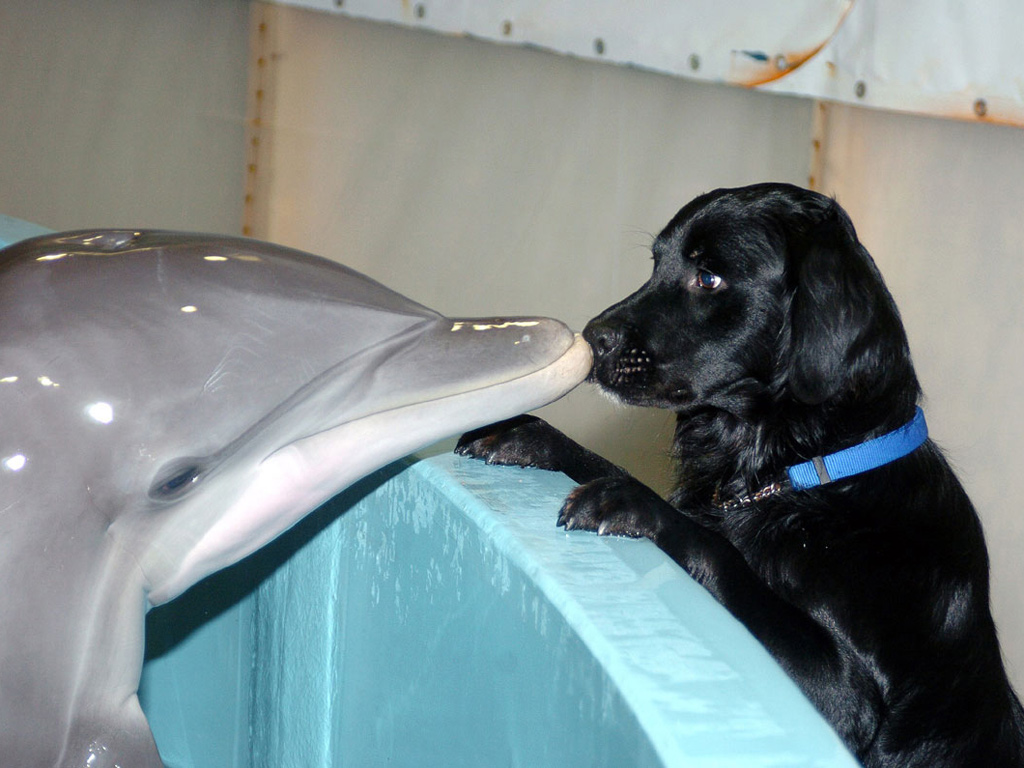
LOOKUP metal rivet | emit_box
[774,54,789,71]
[974,98,988,118]
[688,53,700,72]
[594,38,605,55]
[501,20,512,36]
[854,80,867,99]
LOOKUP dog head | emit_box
[584,183,919,432]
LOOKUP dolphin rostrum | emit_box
[0,230,591,767]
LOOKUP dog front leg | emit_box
[559,479,882,754]
[455,415,627,484]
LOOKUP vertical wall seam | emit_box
[808,99,830,192]
[243,2,277,239]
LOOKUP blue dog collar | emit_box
[787,407,928,491]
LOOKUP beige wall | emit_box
[247,6,815,494]
[0,0,249,234]
[817,104,1024,686]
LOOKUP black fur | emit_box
[457,183,1024,767]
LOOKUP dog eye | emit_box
[696,270,723,291]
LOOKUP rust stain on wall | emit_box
[730,43,828,88]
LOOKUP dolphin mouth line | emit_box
[281,331,592,454]
[281,333,592,456]
[179,317,579,488]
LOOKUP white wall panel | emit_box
[762,0,1024,126]
[274,0,851,88]
[275,0,1024,127]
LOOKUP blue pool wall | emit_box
[138,455,858,768]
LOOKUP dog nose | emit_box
[583,321,624,356]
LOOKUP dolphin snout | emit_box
[448,315,576,365]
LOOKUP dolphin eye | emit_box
[149,461,204,501]
[696,270,723,291]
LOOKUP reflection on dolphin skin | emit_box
[0,230,591,767]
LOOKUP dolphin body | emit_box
[0,230,591,767]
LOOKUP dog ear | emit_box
[786,201,894,405]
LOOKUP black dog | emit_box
[457,183,1024,767]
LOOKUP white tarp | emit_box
[277,0,1024,127]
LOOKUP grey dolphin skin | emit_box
[0,230,591,767]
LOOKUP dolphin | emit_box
[0,230,591,767]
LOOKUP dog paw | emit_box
[455,415,557,469]
[557,477,666,539]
